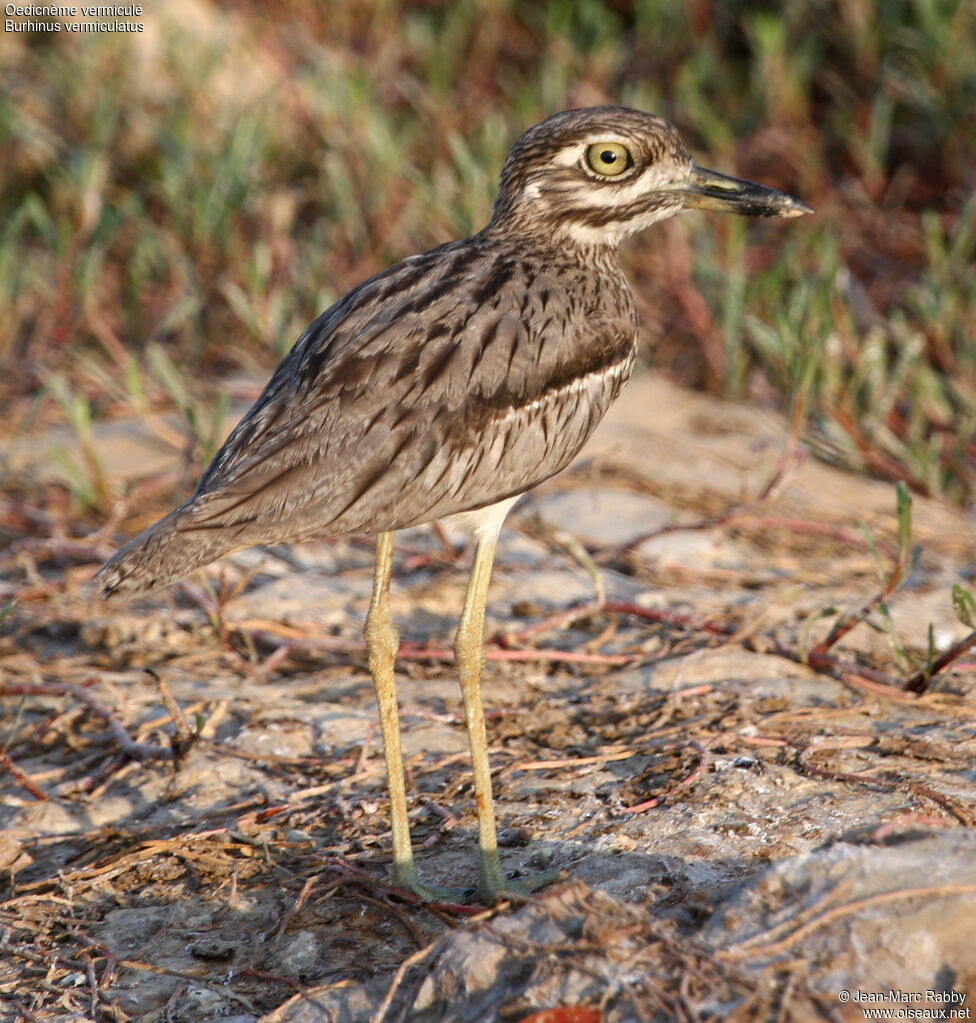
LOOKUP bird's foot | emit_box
[490,866,563,902]
[477,852,563,905]
[391,862,475,905]
[392,860,562,905]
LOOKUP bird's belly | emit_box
[438,494,523,544]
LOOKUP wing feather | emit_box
[179,240,638,544]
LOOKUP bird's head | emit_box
[490,106,811,246]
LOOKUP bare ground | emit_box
[3,376,976,1021]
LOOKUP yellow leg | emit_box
[454,534,505,901]
[455,535,561,902]
[367,530,558,904]
[365,532,470,902]
[364,531,420,892]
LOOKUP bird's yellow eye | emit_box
[585,142,631,176]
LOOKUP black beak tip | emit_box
[686,165,813,219]
[734,188,814,219]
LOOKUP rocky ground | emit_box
[2,375,976,1021]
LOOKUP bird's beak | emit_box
[682,164,813,218]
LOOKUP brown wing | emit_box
[97,236,637,595]
[178,238,638,546]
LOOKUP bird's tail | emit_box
[95,504,240,598]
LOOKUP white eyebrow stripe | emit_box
[567,162,689,207]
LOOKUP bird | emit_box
[96,106,811,904]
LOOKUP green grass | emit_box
[1,0,974,516]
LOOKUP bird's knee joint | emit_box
[365,608,399,654]
[454,628,485,669]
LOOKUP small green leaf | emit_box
[951,584,976,629]
[895,481,913,561]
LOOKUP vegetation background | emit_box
[2,3,976,1017]
[2,0,974,542]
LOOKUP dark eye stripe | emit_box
[554,192,676,227]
